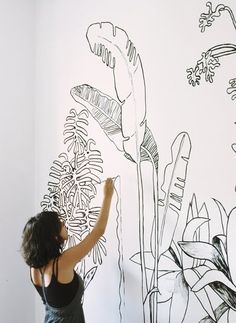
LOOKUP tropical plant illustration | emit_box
[187,2,236,101]
[179,200,236,322]
[184,3,236,322]
[39,12,236,322]
[41,108,107,290]
[70,21,192,323]
[131,194,211,323]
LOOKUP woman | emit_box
[21,178,114,323]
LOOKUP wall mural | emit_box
[40,3,236,323]
[184,2,236,323]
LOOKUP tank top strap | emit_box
[39,267,48,305]
[52,257,59,279]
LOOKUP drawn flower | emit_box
[197,51,220,83]
[227,78,236,100]
[199,2,225,33]
[187,67,201,86]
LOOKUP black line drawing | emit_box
[71,22,192,323]
[187,2,236,101]
[41,108,108,290]
[232,122,236,155]
[40,15,235,322]
[130,132,191,322]
[184,3,236,322]
[114,175,126,323]
[178,200,236,322]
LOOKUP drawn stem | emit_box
[208,44,236,58]
[150,167,159,323]
[224,6,236,30]
[115,176,125,323]
[142,145,159,323]
[136,161,148,321]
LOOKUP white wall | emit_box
[34,1,236,322]
[0,1,35,322]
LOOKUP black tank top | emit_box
[31,258,79,308]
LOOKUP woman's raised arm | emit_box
[61,178,114,268]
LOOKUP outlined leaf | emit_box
[212,235,228,268]
[226,207,236,285]
[86,22,147,161]
[179,241,229,276]
[169,272,189,323]
[158,252,181,272]
[140,126,159,172]
[183,217,210,242]
[192,269,236,293]
[71,84,125,152]
[210,281,236,310]
[157,132,191,255]
[130,251,154,271]
[228,307,236,321]
[157,271,180,303]
[183,265,210,289]
[184,196,210,268]
[84,266,98,289]
[183,267,216,321]
[198,203,210,243]
[186,194,199,223]
[199,302,229,323]
[213,199,228,235]
[63,108,88,154]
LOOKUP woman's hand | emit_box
[104,177,114,198]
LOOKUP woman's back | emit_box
[31,257,85,322]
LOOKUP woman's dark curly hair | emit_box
[21,211,64,268]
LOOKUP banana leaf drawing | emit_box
[187,2,236,101]
[41,108,120,291]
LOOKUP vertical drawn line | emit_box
[115,175,125,323]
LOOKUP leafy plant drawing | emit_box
[187,2,236,101]
[179,200,236,322]
[41,108,106,290]
[71,21,192,323]
[156,194,211,323]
